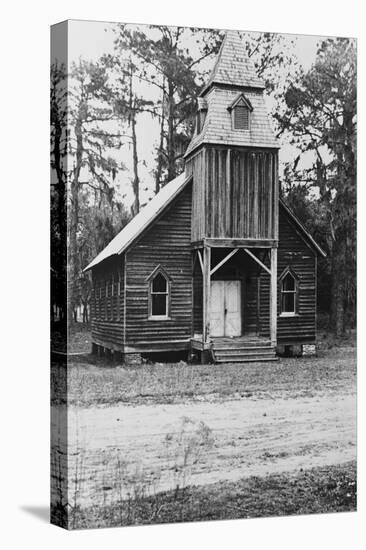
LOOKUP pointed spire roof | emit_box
[200,30,265,96]
[184,29,278,158]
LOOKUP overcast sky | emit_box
[65,20,323,208]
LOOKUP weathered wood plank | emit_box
[203,238,278,248]
[124,184,193,346]
[226,149,231,235]
[203,246,211,343]
[270,247,278,346]
[259,207,316,343]
[191,146,279,242]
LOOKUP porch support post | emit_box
[203,245,211,344]
[270,247,277,347]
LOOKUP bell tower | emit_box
[186,30,280,349]
[185,30,279,243]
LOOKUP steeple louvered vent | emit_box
[233,105,249,130]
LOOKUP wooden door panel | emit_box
[210,281,225,337]
[224,281,242,337]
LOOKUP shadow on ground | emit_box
[20,506,49,523]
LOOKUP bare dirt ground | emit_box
[63,351,356,510]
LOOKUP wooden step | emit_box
[213,346,274,355]
[213,340,272,349]
[214,350,276,358]
[211,337,277,363]
[213,354,278,364]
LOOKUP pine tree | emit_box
[275,38,356,334]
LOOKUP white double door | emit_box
[210,280,242,337]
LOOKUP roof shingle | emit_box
[200,30,265,96]
[185,31,278,157]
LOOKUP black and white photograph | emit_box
[50,18,356,530]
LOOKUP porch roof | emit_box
[84,172,192,271]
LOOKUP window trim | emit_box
[147,266,171,320]
[279,267,299,317]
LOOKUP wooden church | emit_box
[85,31,325,364]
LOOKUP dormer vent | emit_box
[227,93,253,131]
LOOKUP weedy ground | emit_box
[51,326,356,529]
[52,344,356,407]
[71,460,356,528]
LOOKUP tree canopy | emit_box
[276,38,356,333]
[51,26,356,334]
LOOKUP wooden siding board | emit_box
[191,146,278,243]
[91,256,125,346]
[259,208,317,342]
[125,185,193,346]
[267,154,273,238]
[193,256,203,335]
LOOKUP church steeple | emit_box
[185,30,278,158]
[200,30,265,97]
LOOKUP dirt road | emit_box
[65,391,356,508]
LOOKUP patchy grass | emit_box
[69,460,356,529]
[51,345,356,407]
[51,323,91,354]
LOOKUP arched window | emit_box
[148,267,171,319]
[280,269,299,316]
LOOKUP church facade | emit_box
[85,31,325,364]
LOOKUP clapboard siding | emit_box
[245,276,259,333]
[125,184,192,346]
[185,87,278,157]
[186,150,206,243]
[193,260,203,335]
[189,145,278,242]
[259,206,316,342]
[91,256,125,347]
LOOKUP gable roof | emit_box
[227,93,253,112]
[84,172,192,271]
[280,199,326,257]
[200,30,265,97]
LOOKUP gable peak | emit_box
[227,93,253,112]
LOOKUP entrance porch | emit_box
[191,244,278,363]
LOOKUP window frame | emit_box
[279,268,299,317]
[147,266,171,321]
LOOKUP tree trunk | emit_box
[68,116,83,324]
[155,81,166,194]
[329,243,345,337]
[131,102,140,216]
[51,73,67,328]
[82,301,88,324]
[166,81,176,183]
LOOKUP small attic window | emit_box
[233,105,250,130]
